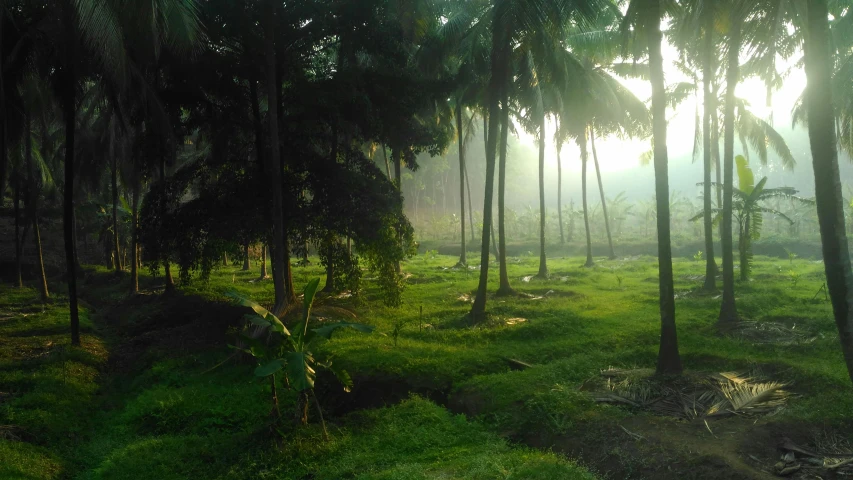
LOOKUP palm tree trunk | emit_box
[580,131,594,267]
[14,177,23,287]
[740,215,750,281]
[647,1,682,375]
[62,0,80,346]
[463,158,476,242]
[392,147,403,274]
[556,118,565,245]
[130,177,140,294]
[263,2,288,315]
[159,157,175,292]
[111,123,122,274]
[719,16,742,324]
[536,107,548,277]
[471,18,508,321]
[483,114,499,258]
[590,126,614,259]
[243,242,250,270]
[456,103,467,266]
[702,6,718,291]
[803,0,853,385]
[24,107,48,300]
[496,87,514,295]
[259,244,267,279]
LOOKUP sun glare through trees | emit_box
[2,1,853,479]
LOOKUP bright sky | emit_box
[517,42,809,174]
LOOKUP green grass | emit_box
[1,252,851,479]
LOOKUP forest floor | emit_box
[1,252,852,479]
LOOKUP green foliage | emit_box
[228,278,374,421]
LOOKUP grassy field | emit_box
[1,252,851,479]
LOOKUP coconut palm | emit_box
[622,0,682,375]
[801,0,853,385]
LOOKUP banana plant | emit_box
[691,156,814,280]
[227,278,373,436]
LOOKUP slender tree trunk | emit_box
[484,114,499,258]
[264,3,288,315]
[590,126,615,259]
[260,244,267,279]
[14,177,23,287]
[580,131,594,267]
[463,158,476,242]
[62,0,80,346]
[456,103,467,266]
[130,178,139,294]
[739,216,750,281]
[496,87,514,295]
[243,242,250,270]
[24,107,48,300]
[719,17,742,324]
[712,88,723,243]
[804,0,853,384]
[556,118,565,245]
[647,1,682,375]
[702,7,718,291]
[381,144,391,180]
[159,157,175,292]
[536,106,548,277]
[471,18,507,321]
[111,122,122,274]
[392,147,403,274]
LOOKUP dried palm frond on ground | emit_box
[769,434,853,477]
[582,368,791,420]
[723,321,817,345]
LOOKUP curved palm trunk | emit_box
[472,19,509,320]
[496,90,514,295]
[590,127,615,259]
[264,3,288,315]
[647,1,682,375]
[579,131,594,267]
[62,0,80,346]
[702,7,718,291]
[719,17,742,324]
[130,177,140,294]
[804,0,853,385]
[456,103,467,266]
[536,107,547,277]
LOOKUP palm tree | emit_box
[802,0,853,385]
[624,0,682,375]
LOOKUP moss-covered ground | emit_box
[2,252,851,479]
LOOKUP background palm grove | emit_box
[2,0,853,478]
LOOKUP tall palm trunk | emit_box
[484,114,499,258]
[579,130,594,267]
[463,159,475,242]
[260,244,267,279]
[111,121,122,274]
[556,118,565,245]
[263,3,288,315]
[702,7,717,291]
[159,157,175,291]
[536,106,547,277]
[719,16,742,324]
[61,0,80,345]
[130,177,140,293]
[471,15,508,320]
[647,1,682,375]
[496,88,514,295]
[590,126,615,259]
[456,103,467,266]
[24,108,48,300]
[804,0,853,385]
[14,177,23,287]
